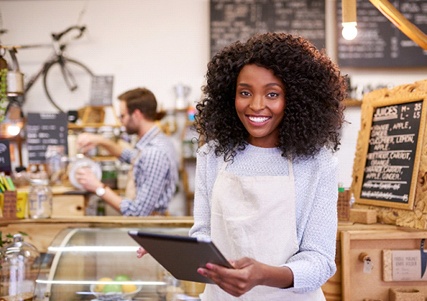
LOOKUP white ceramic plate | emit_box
[68,157,102,190]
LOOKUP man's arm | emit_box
[77,132,125,157]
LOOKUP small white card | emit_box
[389,250,427,281]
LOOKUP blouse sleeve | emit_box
[189,144,214,239]
[285,150,338,293]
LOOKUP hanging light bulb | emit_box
[342,0,358,40]
[342,22,358,40]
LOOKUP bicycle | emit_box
[1,25,94,113]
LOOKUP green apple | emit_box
[114,274,130,282]
[103,283,122,293]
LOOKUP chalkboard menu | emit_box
[0,139,11,173]
[360,100,423,206]
[26,112,68,164]
[210,0,326,57]
[337,0,427,68]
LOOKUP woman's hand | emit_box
[137,247,148,258]
[197,257,293,297]
[197,257,263,297]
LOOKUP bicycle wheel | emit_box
[43,57,94,113]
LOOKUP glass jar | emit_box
[101,160,117,190]
[83,127,98,157]
[0,233,40,301]
[117,163,130,190]
[28,178,52,219]
[97,126,117,156]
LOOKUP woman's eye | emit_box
[267,92,279,98]
[240,91,251,97]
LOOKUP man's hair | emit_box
[118,87,157,121]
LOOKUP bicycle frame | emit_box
[6,25,94,112]
[24,26,89,95]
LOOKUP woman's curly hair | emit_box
[196,32,347,161]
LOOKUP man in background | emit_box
[75,87,179,216]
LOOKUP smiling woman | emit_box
[188,32,347,300]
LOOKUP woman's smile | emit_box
[247,115,271,124]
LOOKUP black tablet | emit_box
[128,230,233,284]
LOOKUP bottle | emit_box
[28,179,52,219]
[0,234,40,301]
[96,199,106,216]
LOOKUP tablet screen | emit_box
[128,230,233,284]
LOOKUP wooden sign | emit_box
[351,80,427,229]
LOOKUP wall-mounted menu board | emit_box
[26,112,68,164]
[360,100,422,207]
[352,83,427,211]
[337,0,427,68]
[210,0,326,57]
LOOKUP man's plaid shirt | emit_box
[119,126,179,215]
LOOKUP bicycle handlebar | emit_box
[0,25,87,50]
[51,25,86,42]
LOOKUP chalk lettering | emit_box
[373,106,398,121]
[392,121,410,130]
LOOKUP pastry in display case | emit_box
[34,227,204,301]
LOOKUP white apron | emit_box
[200,160,325,301]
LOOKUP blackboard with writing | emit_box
[26,112,68,164]
[360,100,423,205]
[0,139,12,173]
[337,0,427,68]
[210,0,326,57]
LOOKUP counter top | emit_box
[17,185,88,195]
[0,215,195,227]
[0,216,195,252]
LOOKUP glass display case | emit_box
[35,227,204,301]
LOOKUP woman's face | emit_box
[235,64,286,148]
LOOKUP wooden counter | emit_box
[1,218,426,300]
[0,216,195,252]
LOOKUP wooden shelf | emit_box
[343,99,362,107]
[68,123,121,130]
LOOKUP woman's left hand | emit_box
[197,257,264,297]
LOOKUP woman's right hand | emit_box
[137,247,148,258]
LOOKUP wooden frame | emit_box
[351,80,427,229]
